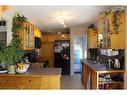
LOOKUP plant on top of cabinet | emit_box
[12,13,27,49]
[112,10,125,34]
[99,6,126,49]
[100,6,126,34]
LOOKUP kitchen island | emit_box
[0,63,62,89]
[81,59,125,89]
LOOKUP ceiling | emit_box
[8,6,107,30]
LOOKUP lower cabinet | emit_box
[82,62,125,89]
[0,75,60,89]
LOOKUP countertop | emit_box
[81,59,125,72]
[0,63,62,76]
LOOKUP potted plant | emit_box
[4,43,23,74]
[4,13,26,74]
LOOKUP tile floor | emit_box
[61,74,84,89]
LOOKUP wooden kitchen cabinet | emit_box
[0,76,18,89]
[46,34,55,42]
[102,14,113,49]
[41,34,55,42]
[40,34,70,68]
[87,28,98,48]
[100,13,126,49]
[40,42,54,68]
[110,13,126,49]
[0,75,60,89]
[41,35,47,42]
[55,34,70,41]
[20,22,35,50]
[81,60,125,89]
[19,21,41,50]
[34,27,42,38]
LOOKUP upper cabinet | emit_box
[98,12,126,49]
[110,13,126,49]
[20,21,41,50]
[41,34,70,43]
[41,34,55,43]
[55,34,70,41]
[34,27,42,38]
[87,28,98,48]
[102,14,112,49]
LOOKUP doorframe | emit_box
[70,34,87,75]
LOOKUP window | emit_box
[0,20,6,26]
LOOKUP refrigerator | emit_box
[54,40,70,75]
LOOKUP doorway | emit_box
[73,35,87,74]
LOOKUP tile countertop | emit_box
[81,59,126,72]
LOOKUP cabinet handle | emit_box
[6,80,9,82]
[29,80,31,83]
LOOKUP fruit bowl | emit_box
[15,63,30,74]
[15,68,27,74]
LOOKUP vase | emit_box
[8,65,15,74]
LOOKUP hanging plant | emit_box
[12,13,27,49]
[100,6,126,34]
[4,13,27,66]
[112,10,125,34]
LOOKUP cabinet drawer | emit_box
[20,77,41,85]
[0,76,18,85]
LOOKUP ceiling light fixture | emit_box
[57,11,67,28]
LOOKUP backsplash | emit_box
[87,49,125,70]
[22,50,40,62]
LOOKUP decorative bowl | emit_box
[15,64,30,74]
[15,68,27,74]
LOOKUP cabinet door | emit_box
[21,22,35,50]
[88,28,98,48]
[34,28,42,38]
[102,14,112,49]
[47,42,54,68]
[40,42,54,68]
[47,35,55,42]
[41,35,47,42]
[40,75,60,89]
[110,13,126,49]
[29,25,35,49]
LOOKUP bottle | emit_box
[108,59,112,69]
[25,57,29,63]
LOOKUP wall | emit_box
[70,25,87,75]
[2,7,17,45]
[125,12,127,89]
[2,7,34,45]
